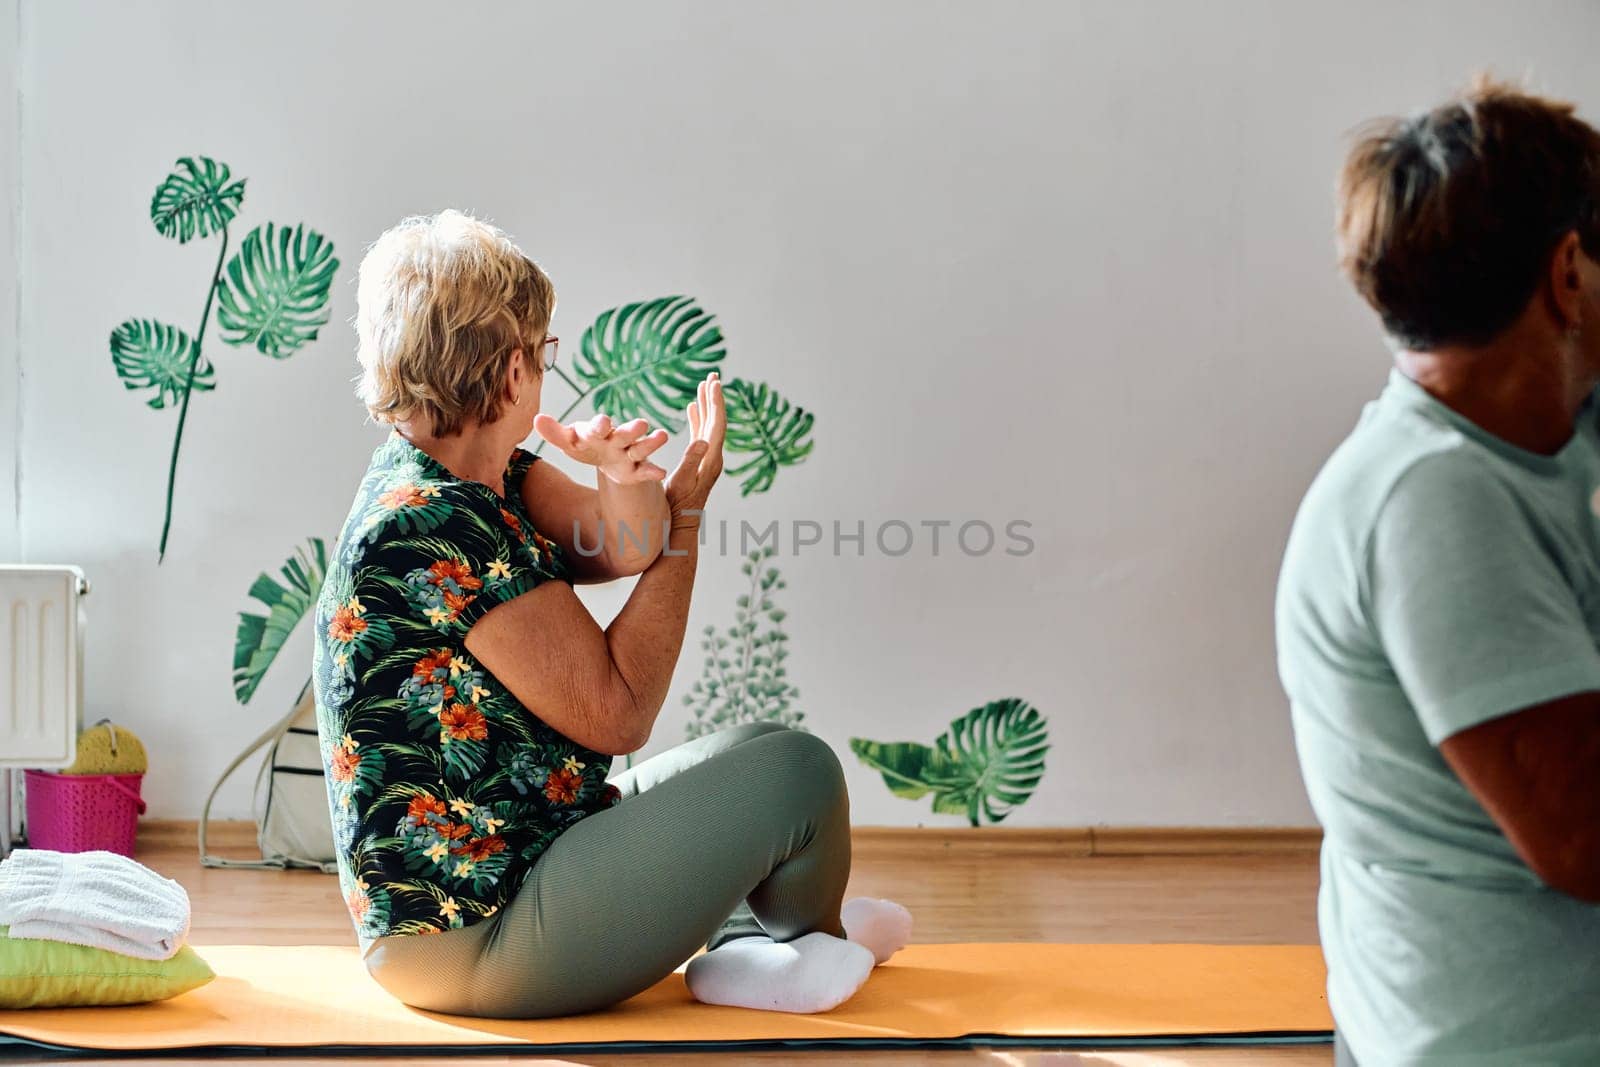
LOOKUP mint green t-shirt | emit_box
[1277,370,1600,1066]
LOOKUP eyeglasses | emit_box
[538,335,559,371]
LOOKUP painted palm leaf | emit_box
[571,296,725,431]
[926,698,1050,825]
[723,378,814,496]
[233,538,328,704]
[150,157,245,243]
[216,223,340,358]
[846,739,944,801]
[109,318,215,410]
[849,697,1049,826]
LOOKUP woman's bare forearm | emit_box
[595,372,724,748]
[594,471,670,575]
[601,521,700,745]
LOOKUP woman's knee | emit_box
[716,720,791,745]
[751,728,848,801]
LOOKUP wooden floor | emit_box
[12,823,1331,1067]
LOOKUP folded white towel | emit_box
[0,849,191,961]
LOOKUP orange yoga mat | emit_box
[0,943,1332,1054]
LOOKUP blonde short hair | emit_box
[355,209,554,436]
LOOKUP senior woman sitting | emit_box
[1278,81,1600,1063]
[311,210,910,1018]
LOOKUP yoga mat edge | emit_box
[0,943,1332,1054]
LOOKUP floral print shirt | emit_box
[312,433,619,942]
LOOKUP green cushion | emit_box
[0,925,214,1008]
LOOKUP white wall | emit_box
[9,0,1600,825]
[0,0,17,563]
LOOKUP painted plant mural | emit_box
[539,296,815,497]
[850,698,1050,826]
[233,537,327,706]
[219,274,1047,823]
[682,546,804,739]
[111,156,339,560]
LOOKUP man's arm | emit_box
[1438,693,1600,902]
[522,413,672,583]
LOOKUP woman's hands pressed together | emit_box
[523,373,725,575]
[534,412,671,485]
[531,372,725,518]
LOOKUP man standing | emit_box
[1277,80,1600,1065]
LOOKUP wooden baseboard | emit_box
[850,826,1095,855]
[1084,827,1322,855]
[851,826,1320,855]
[144,820,1319,858]
[144,818,256,856]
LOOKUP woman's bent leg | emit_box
[608,721,794,949]
[376,728,852,1018]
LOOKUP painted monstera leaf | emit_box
[572,295,725,432]
[119,155,342,561]
[109,319,215,410]
[925,698,1050,825]
[844,739,943,801]
[216,223,340,358]
[723,378,814,496]
[233,538,327,704]
[150,157,245,243]
[849,698,1049,826]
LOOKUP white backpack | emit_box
[198,684,338,873]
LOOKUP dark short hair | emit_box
[1336,77,1600,350]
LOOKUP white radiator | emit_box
[0,565,89,854]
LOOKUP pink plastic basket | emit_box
[23,770,147,856]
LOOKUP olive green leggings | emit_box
[362,722,853,1017]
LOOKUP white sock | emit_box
[841,896,913,965]
[685,932,874,1013]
